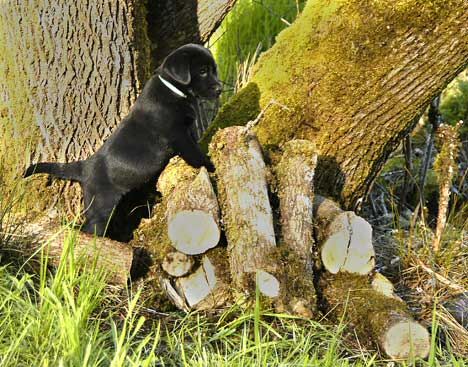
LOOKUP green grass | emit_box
[0,236,466,366]
[0,183,466,366]
[209,0,306,101]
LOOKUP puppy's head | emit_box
[161,44,222,99]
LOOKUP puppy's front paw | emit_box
[205,160,215,173]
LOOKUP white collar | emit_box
[158,75,187,98]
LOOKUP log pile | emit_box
[131,125,430,359]
[21,125,431,360]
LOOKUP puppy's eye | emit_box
[199,67,208,77]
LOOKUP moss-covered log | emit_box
[157,158,220,255]
[21,215,133,285]
[275,139,318,317]
[209,126,280,296]
[320,273,430,360]
[314,195,375,275]
[134,158,229,311]
[203,0,468,207]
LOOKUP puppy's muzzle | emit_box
[212,84,223,97]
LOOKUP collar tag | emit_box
[159,75,187,98]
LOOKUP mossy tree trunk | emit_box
[203,0,468,208]
[0,0,235,213]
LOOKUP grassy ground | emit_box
[1,1,466,365]
[0,188,466,366]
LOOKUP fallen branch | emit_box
[320,273,430,360]
[21,214,132,285]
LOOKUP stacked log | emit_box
[209,126,281,298]
[21,126,431,360]
[314,195,375,275]
[137,157,230,311]
[275,139,318,317]
[320,272,430,360]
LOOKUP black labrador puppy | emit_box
[24,43,222,237]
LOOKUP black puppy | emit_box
[24,43,222,237]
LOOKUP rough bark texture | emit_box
[209,126,278,294]
[320,273,430,360]
[0,0,150,211]
[276,140,317,271]
[21,215,133,285]
[0,0,234,214]
[203,0,468,208]
[314,195,375,274]
[275,140,318,317]
[148,0,237,67]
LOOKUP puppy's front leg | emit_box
[171,130,214,172]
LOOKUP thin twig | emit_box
[245,99,290,130]
[416,259,465,292]
[418,96,441,209]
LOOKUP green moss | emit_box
[276,247,318,317]
[209,0,465,206]
[320,272,408,346]
[200,82,261,152]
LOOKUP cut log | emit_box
[162,251,194,277]
[275,139,318,317]
[135,159,229,311]
[209,126,279,295]
[371,272,402,301]
[276,140,317,270]
[21,214,132,285]
[174,249,231,310]
[157,157,221,255]
[314,195,375,275]
[320,273,430,360]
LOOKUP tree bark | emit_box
[148,0,238,66]
[275,139,318,317]
[320,273,430,360]
[203,0,468,208]
[20,214,133,285]
[209,126,279,295]
[0,0,150,212]
[0,0,235,213]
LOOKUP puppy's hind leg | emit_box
[82,188,122,237]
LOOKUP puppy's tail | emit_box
[24,161,84,182]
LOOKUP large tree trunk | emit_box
[0,0,235,214]
[202,0,468,208]
[148,0,237,67]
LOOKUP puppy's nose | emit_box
[214,85,223,96]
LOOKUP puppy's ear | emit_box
[162,50,191,85]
